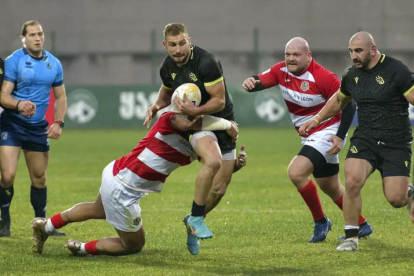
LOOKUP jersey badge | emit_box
[405,161,409,168]
[0,68,3,74]
[46,62,52,69]
[300,81,309,92]
[350,145,358,154]
[354,77,359,84]
[189,72,198,82]
[171,73,176,80]
[1,132,7,140]
[376,75,384,85]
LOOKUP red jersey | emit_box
[113,112,197,193]
[258,59,341,136]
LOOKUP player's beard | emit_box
[353,55,371,70]
[27,44,43,58]
[171,49,190,66]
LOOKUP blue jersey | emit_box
[3,49,64,123]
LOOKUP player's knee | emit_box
[123,240,145,254]
[287,166,304,184]
[210,185,226,200]
[387,196,406,208]
[1,174,16,187]
[345,177,362,196]
[204,158,222,174]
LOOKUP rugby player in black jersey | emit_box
[144,23,240,255]
[299,32,414,251]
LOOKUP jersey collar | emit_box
[23,48,46,61]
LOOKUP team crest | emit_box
[133,217,141,226]
[0,68,3,74]
[189,72,198,82]
[354,77,359,84]
[300,81,309,92]
[171,73,176,80]
[1,132,7,140]
[376,75,384,85]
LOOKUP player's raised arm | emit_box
[144,85,174,128]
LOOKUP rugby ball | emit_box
[171,83,202,112]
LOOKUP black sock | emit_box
[315,215,328,223]
[191,201,205,217]
[345,228,359,239]
[0,185,14,221]
[30,186,47,218]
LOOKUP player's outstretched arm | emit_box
[144,85,174,128]
[0,80,36,117]
[171,114,238,141]
[242,76,266,92]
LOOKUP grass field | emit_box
[0,128,413,276]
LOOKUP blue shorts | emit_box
[0,113,49,152]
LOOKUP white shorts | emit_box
[100,161,146,232]
[190,131,236,160]
[300,123,348,164]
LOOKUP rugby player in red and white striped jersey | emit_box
[242,37,372,243]
[30,112,247,256]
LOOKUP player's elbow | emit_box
[216,98,225,112]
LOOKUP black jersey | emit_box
[340,54,414,143]
[160,45,234,120]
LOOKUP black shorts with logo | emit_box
[346,128,412,177]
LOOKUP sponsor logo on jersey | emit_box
[189,72,198,82]
[350,145,358,154]
[354,77,359,84]
[285,79,290,82]
[133,217,141,226]
[171,73,176,80]
[376,75,384,85]
[25,61,33,69]
[300,81,309,92]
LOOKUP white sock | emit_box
[80,243,88,255]
[44,219,56,234]
[344,225,359,230]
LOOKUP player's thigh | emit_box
[115,226,145,252]
[191,131,222,163]
[383,176,409,203]
[344,158,372,189]
[288,155,314,178]
[23,150,49,179]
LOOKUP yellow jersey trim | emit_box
[380,54,385,63]
[338,89,351,99]
[190,46,194,60]
[162,84,173,91]
[204,76,224,87]
[403,84,414,96]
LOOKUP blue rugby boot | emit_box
[183,214,200,255]
[187,215,213,240]
[309,218,332,243]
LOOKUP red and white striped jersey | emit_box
[113,112,197,193]
[258,59,341,136]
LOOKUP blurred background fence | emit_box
[1,0,414,128]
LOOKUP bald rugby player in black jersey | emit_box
[300,31,414,252]
[144,23,243,255]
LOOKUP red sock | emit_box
[50,213,66,229]
[84,240,99,255]
[298,179,325,221]
[334,195,366,225]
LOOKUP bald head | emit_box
[349,32,376,47]
[284,37,312,75]
[348,31,380,70]
[285,37,311,53]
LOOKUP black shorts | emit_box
[298,145,339,178]
[346,128,412,177]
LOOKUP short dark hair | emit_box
[21,20,41,36]
[163,23,188,38]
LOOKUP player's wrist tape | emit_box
[201,115,231,131]
[313,114,323,124]
[16,100,21,111]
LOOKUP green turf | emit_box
[0,128,413,276]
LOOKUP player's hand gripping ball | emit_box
[172,83,202,112]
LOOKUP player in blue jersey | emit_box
[0,21,67,237]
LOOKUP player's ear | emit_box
[188,37,191,45]
[163,40,167,49]
[20,36,26,44]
